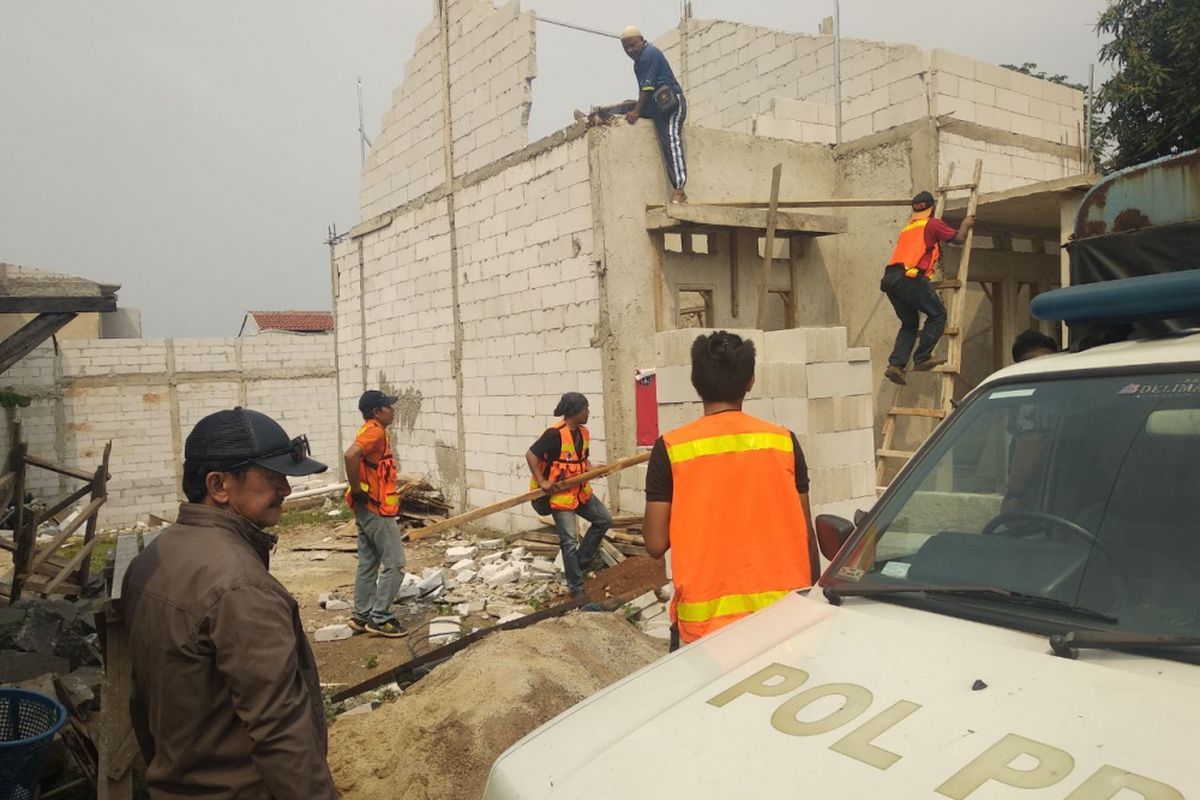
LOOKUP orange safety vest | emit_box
[888,211,940,279]
[345,419,400,516]
[663,411,814,644]
[530,422,593,511]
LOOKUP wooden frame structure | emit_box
[1,420,111,602]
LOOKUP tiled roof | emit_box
[248,311,334,333]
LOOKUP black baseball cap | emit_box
[912,191,935,211]
[358,390,398,415]
[184,407,327,477]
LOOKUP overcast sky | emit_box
[0,1,1111,337]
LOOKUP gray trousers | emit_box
[352,507,406,624]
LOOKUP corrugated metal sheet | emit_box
[1075,148,1200,238]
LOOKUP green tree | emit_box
[1096,0,1200,170]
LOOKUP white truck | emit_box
[485,153,1200,799]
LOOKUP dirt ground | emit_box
[272,518,667,689]
[327,613,667,800]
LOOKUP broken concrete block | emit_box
[642,620,673,640]
[530,558,558,574]
[456,569,477,584]
[483,565,520,587]
[479,551,504,565]
[628,591,659,614]
[639,603,666,623]
[324,599,351,612]
[428,616,463,646]
[318,592,331,608]
[509,546,527,559]
[477,538,504,550]
[450,558,477,573]
[658,583,674,601]
[445,545,477,564]
[553,551,564,571]
[314,624,353,642]
[310,551,330,561]
[497,611,525,624]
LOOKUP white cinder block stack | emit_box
[651,327,877,518]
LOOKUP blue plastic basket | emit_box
[0,689,67,800]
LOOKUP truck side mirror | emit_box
[815,514,855,561]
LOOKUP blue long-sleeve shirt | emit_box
[633,42,682,117]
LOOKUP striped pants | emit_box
[653,92,688,191]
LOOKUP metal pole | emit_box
[1086,64,1095,168]
[357,77,367,165]
[833,0,842,145]
[537,16,620,39]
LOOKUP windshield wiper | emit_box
[824,584,1118,623]
[1049,630,1200,659]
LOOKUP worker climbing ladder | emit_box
[876,159,983,488]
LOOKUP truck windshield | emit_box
[829,371,1200,637]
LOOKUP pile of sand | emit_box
[329,612,667,800]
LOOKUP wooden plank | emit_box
[0,312,78,374]
[108,534,140,602]
[877,448,917,459]
[40,531,102,595]
[788,236,804,328]
[647,205,847,235]
[598,539,625,566]
[24,454,94,483]
[653,197,912,209]
[650,231,666,333]
[406,452,652,541]
[34,483,94,528]
[932,279,962,290]
[755,164,783,330]
[97,609,134,800]
[25,497,105,577]
[613,542,649,557]
[0,296,115,314]
[10,426,29,601]
[728,229,739,318]
[889,407,947,419]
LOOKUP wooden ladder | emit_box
[876,159,983,488]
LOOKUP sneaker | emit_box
[366,619,408,638]
[347,616,369,634]
[912,357,947,372]
[884,365,907,386]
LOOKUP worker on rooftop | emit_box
[121,408,337,799]
[620,25,688,204]
[344,389,408,638]
[881,191,976,385]
[642,332,818,650]
[526,391,612,600]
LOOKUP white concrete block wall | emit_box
[0,336,337,528]
[642,327,875,519]
[940,132,1085,194]
[359,0,536,220]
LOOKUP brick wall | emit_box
[0,333,337,527]
[338,133,599,533]
[358,0,536,221]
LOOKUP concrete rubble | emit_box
[0,598,104,715]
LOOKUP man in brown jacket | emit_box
[122,407,337,799]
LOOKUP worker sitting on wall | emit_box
[881,191,975,385]
[620,25,688,205]
[642,331,818,651]
[526,392,612,600]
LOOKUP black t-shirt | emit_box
[644,428,810,503]
[529,426,585,468]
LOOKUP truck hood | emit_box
[486,593,1197,798]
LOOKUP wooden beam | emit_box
[33,483,94,528]
[788,236,805,328]
[652,197,912,209]
[728,230,739,318]
[25,496,105,577]
[755,164,783,330]
[646,205,846,235]
[40,533,101,596]
[0,312,77,375]
[406,452,651,541]
[9,423,29,600]
[25,453,95,483]
[649,231,666,332]
[0,296,115,314]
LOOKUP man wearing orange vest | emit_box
[344,390,406,638]
[526,392,612,600]
[881,191,975,385]
[642,332,818,650]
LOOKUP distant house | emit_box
[239,311,334,336]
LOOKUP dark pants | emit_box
[651,93,687,191]
[882,266,946,367]
[550,495,612,594]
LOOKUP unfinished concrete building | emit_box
[333,0,1090,531]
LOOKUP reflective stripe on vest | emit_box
[529,422,592,511]
[345,420,400,516]
[887,213,940,279]
[664,411,813,645]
